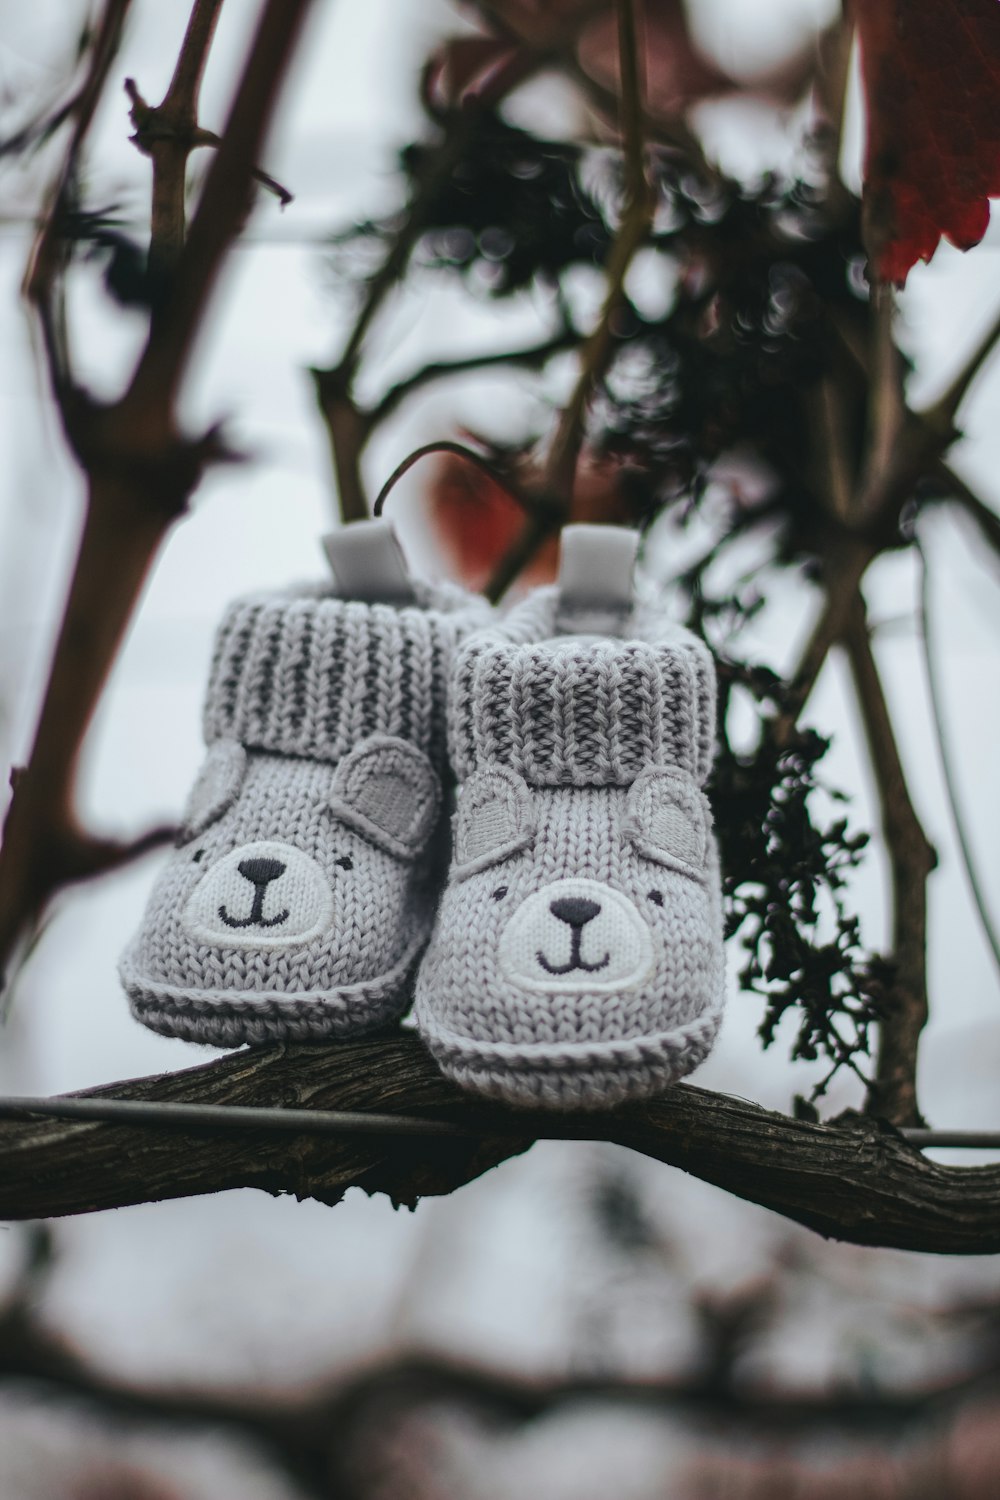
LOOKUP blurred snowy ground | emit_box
[1,1,1000,1495]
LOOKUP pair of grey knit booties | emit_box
[121,522,724,1109]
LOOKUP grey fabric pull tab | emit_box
[554,524,639,635]
[322,520,418,605]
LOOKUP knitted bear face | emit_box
[127,734,440,1042]
[415,763,724,1106]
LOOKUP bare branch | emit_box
[125,0,226,294]
[542,0,652,504]
[127,0,312,416]
[768,538,875,749]
[916,537,1000,982]
[859,282,905,520]
[921,293,1000,440]
[370,330,576,426]
[483,508,560,604]
[23,0,134,413]
[372,440,544,521]
[934,461,1000,565]
[0,0,314,981]
[842,588,936,1127]
[482,0,654,599]
[311,83,541,525]
[1,1034,999,1253]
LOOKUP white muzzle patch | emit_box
[498,877,654,993]
[183,840,334,949]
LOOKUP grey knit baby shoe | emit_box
[121,523,488,1046]
[414,526,724,1109]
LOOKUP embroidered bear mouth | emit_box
[498,878,654,994]
[182,840,335,949]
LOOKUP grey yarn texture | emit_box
[414,586,725,1109]
[121,582,487,1047]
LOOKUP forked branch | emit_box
[0,0,315,984]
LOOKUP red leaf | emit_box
[425,449,635,591]
[428,454,556,590]
[854,0,1000,285]
[577,1,734,120]
[423,37,532,112]
[443,1,737,120]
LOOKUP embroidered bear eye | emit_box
[648,889,664,906]
[492,886,508,900]
[192,849,205,864]
[335,855,354,871]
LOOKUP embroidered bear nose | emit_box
[549,896,601,928]
[237,857,286,887]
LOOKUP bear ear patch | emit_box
[329,735,440,860]
[454,765,535,877]
[625,765,709,876]
[177,740,248,844]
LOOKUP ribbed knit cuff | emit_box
[203,587,478,763]
[449,593,716,787]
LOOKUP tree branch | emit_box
[369,330,577,427]
[126,0,312,417]
[541,0,651,504]
[767,538,875,750]
[372,440,544,522]
[1,1033,999,1253]
[125,0,226,301]
[482,0,654,599]
[933,460,1000,565]
[859,282,904,520]
[842,588,936,1126]
[0,0,314,984]
[916,538,1000,982]
[921,293,1000,441]
[23,0,134,410]
[310,61,545,525]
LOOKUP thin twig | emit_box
[542,0,651,502]
[922,294,1000,440]
[859,282,904,520]
[0,0,315,981]
[483,508,559,604]
[767,539,875,749]
[916,535,1000,982]
[370,330,576,426]
[331,335,577,529]
[311,52,547,528]
[934,460,1000,566]
[23,0,134,412]
[125,0,226,299]
[811,9,855,214]
[372,440,543,520]
[482,0,653,599]
[842,587,936,1127]
[127,0,312,415]
[187,127,293,204]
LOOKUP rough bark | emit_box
[1,1034,998,1254]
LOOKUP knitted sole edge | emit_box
[415,1005,724,1110]
[120,938,425,1047]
